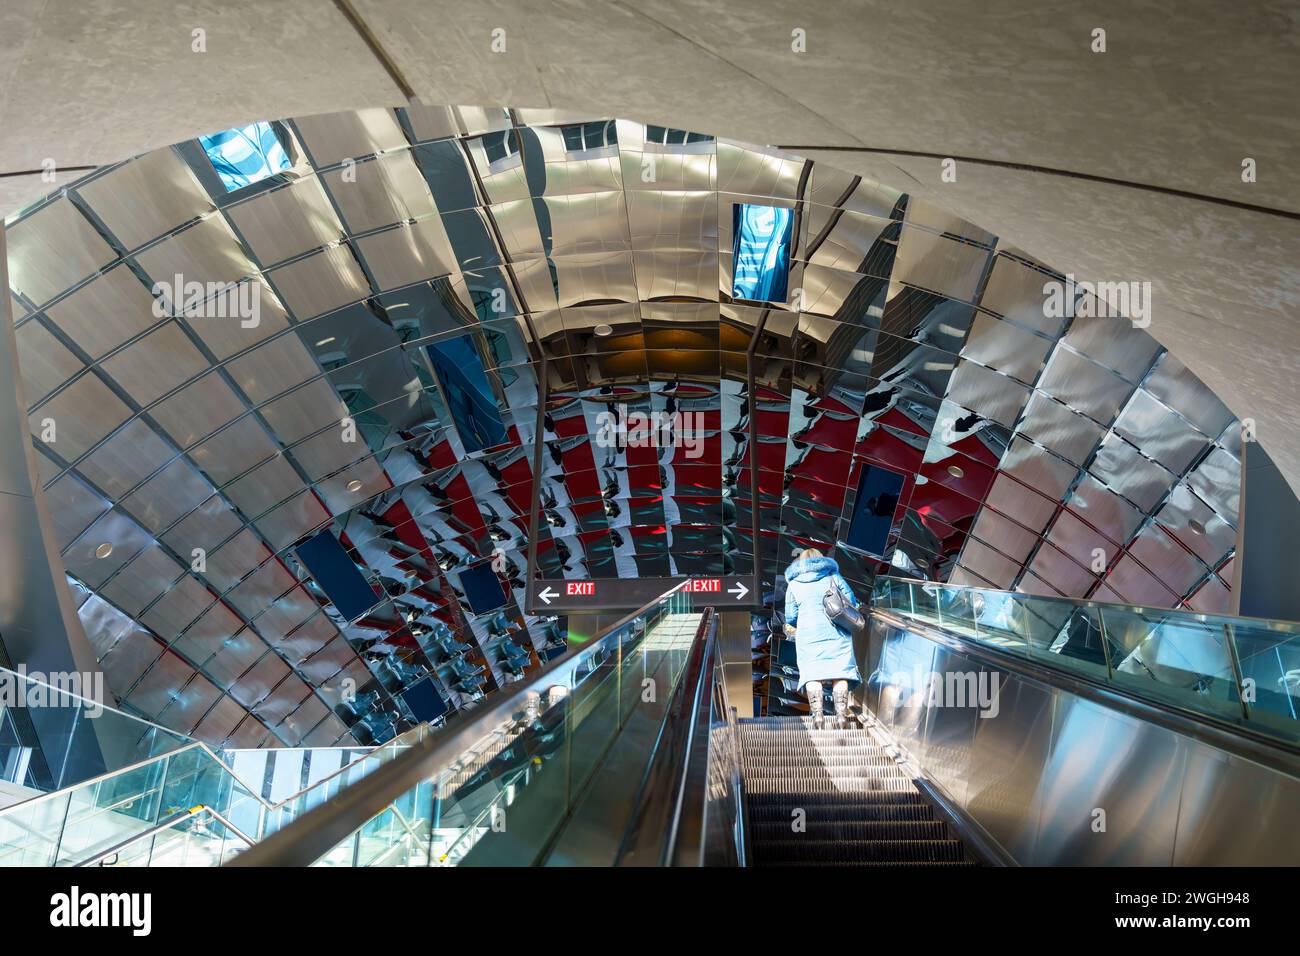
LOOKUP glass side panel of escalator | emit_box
[0,665,193,800]
[307,587,700,867]
[872,576,1300,745]
[0,694,431,866]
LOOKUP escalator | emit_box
[8,575,1300,866]
[739,716,976,866]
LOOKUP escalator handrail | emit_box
[229,581,691,867]
[611,607,716,865]
[876,574,1300,631]
[872,606,1300,778]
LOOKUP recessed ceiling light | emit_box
[915,558,930,569]
[1188,519,1206,536]
[593,323,613,337]
[315,337,336,347]
[346,479,363,493]
[94,542,114,559]
[947,464,965,479]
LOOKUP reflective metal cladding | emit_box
[4,106,1257,750]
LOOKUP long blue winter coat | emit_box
[784,556,861,685]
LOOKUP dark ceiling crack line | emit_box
[1,166,98,179]
[331,0,418,101]
[777,145,1300,222]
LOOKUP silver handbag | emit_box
[823,579,865,632]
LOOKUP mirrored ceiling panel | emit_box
[6,107,1263,751]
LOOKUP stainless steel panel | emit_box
[918,644,979,806]
[893,226,989,304]
[45,264,159,359]
[77,148,212,251]
[965,670,1054,861]
[1036,347,1134,425]
[14,321,83,405]
[28,372,132,461]
[1034,694,1185,865]
[292,108,408,167]
[6,198,115,306]
[100,322,208,406]
[226,177,343,266]
[1144,352,1234,439]
[134,214,254,290]
[323,151,437,233]
[267,245,370,321]
[1173,749,1300,865]
[1089,433,1175,513]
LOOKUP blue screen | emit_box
[845,465,906,558]
[425,336,507,453]
[402,678,449,722]
[732,203,793,302]
[296,530,379,621]
[458,562,506,615]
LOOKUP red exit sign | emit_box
[685,578,720,592]
[566,581,596,595]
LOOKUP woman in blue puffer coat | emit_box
[784,548,861,729]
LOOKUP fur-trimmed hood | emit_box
[784,555,840,584]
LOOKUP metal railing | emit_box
[872,575,1300,754]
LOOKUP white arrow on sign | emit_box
[728,581,749,600]
[537,586,558,605]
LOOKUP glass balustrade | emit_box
[0,670,431,866]
[308,585,698,867]
[3,585,703,867]
[871,576,1300,745]
[0,665,192,796]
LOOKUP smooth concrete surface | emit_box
[0,0,1297,494]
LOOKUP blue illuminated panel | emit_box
[425,336,507,453]
[402,678,449,723]
[199,121,290,192]
[732,203,793,302]
[296,530,379,622]
[458,563,506,615]
[845,465,906,558]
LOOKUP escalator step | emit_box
[743,742,885,753]
[759,860,980,868]
[743,755,899,768]
[738,715,978,866]
[745,788,928,806]
[753,838,968,864]
[752,820,949,842]
[745,772,914,786]
[745,776,918,793]
[748,802,935,822]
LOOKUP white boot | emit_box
[805,681,824,730]
[833,686,851,730]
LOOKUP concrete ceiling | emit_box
[2,0,1297,490]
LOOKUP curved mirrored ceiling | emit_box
[5,105,1259,749]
